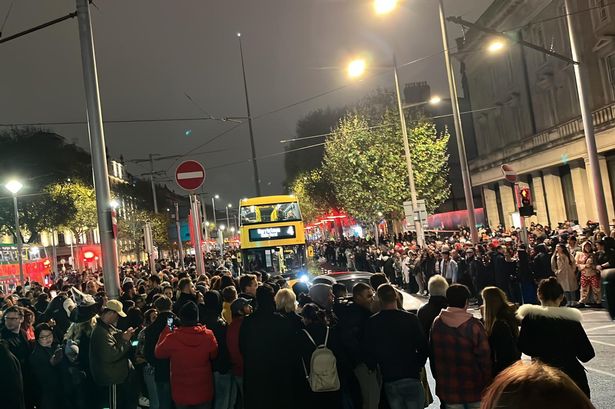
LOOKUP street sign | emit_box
[501,164,517,183]
[403,200,428,230]
[175,160,206,191]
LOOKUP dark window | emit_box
[559,166,578,223]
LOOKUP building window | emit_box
[599,0,609,22]
[605,54,615,97]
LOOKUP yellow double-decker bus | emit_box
[239,195,306,275]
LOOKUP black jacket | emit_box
[239,307,294,409]
[489,319,520,375]
[337,302,371,368]
[417,296,448,336]
[201,312,231,374]
[517,305,594,397]
[143,310,174,382]
[29,344,67,409]
[294,324,341,409]
[364,309,428,382]
[0,340,25,409]
[173,292,198,316]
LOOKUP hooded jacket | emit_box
[517,304,594,397]
[155,325,218,405]
[89,318,131,386]
[430,307,491,404]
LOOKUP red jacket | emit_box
[155,325,218,405]
[226,316,244,376]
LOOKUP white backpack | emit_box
[301,327,340,393]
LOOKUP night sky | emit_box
[0,0,491,205]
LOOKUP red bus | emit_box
[0,243,52,290]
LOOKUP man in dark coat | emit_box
[417,275,449,336]
[143,295,175,409]
[1,306,34,409]
[239,285,294,409]
[173,277,197,316]
[0,339,25,409]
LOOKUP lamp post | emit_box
[226,204,232,232]
[347,57,425,246]
[5,180,24,284]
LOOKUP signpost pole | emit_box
[190,194,205,275]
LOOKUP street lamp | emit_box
[226,203,233,232]
[347,57,425,246]
[487,39,506,54]
[347,58,367,79]
[374,0,398,15]
[429,95,442,105]
[5,180,24,284]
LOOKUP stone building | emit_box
[459,0,615,228]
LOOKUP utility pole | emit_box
[149,153,159,214]
[438,0,479,244]
[237,33,262,196]
[75,0,119,298]
[174,202,185,269]
[392,56,425,247]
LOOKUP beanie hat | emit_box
[231,298,251,317]
[179,301,199,325]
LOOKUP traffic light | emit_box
[519,187,534,217]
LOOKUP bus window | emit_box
[240,202,302,225]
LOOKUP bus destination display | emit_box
[249,226,296,242]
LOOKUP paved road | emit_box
[404,295,615,409]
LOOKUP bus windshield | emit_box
[240,202,301,225]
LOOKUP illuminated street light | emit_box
[487,39,506,54]
[5,180,23,194]
[220,224,226,231]
[214,194,220,199]
[378,211,383,217]
[227,203,232,208]
[429,95,442,105]
[110,199,120,209]
[374,0,398,15]
[347,58,367,79]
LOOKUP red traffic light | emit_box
[520,187,531,207]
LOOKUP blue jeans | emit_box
[383,378,424,409]
[214,372,233,409]
[143,365,159,409]
[155,381,172,409]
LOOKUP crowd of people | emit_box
[0,220,613,409]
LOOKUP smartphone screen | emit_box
[167,317,174,331]
[131,340,138,347]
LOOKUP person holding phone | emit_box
[143,295,176,409]
[89,299,137,409]
[29,323,69,409]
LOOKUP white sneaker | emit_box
[138,396,150,407]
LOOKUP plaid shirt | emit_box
[430,315,492,404]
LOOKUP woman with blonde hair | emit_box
[275,288,303,331]
[481,286,520,375]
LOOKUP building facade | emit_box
[459,0,615,229]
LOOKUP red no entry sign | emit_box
[175,160,206,191]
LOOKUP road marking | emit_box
[585,366,615,378]
[585,324,615,332]
[590,339,615,347]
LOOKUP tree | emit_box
[290,169,339,224]
[118,210,170,259]
[47,181,98,242]
[324,110,450,223]
[0,128,93,242]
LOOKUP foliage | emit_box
[324,110,450,223]
[118,210,170,256]
[290,169,339,223]
[47,181,98,241]
[0,128,93,242]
